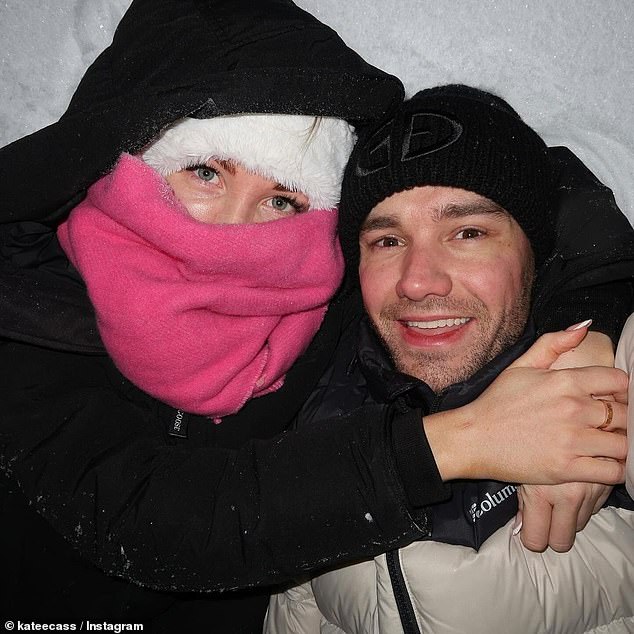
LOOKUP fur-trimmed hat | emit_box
[142,114,356,210]
[340,84,557,271]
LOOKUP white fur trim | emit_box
[141,114,356,209]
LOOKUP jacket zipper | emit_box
[386,549,422,634]
[387,394,445,633]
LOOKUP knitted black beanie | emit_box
[340,84,557,275]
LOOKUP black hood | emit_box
[0,0,404,225]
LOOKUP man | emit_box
[265,85,634,633]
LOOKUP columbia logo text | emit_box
[469,485,517,523]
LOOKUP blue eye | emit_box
[267,196,308,214]
[271,197,293,212]
[194,166,218,182]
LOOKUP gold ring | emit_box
[598,400,613,430]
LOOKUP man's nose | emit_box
[395,246,452,301]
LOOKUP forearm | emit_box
[1,345,433,592]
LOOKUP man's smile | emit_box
[403,317,471,329]
[396,315,474,347]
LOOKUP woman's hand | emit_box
[516,329,619,552]
[424,326,628,486]
[516,480,611,552]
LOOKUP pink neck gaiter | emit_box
[57,154,344,419]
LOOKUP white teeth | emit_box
[406,317,470,329]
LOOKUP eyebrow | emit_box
[273,182,298,193]
[360,214,402,233]
[360,199,509,233]
[216,158,236,175]
[434,200,508,221]
[215,158,297,193]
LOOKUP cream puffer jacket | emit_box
[265,315,634,634]
[266,510,634,634]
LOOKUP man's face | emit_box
[359,186,534,392]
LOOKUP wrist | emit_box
[391,408,447,507]
[423,406,476,481]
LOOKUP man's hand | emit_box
[516,482,611,552]
[424,326,628,485]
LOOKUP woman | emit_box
[56,115,355,420]
[0,0,631,631]
[0,0,403,629]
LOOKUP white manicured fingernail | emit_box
[565,319,593,331]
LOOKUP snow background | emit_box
[0,0,632,224]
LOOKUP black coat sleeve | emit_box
[0,339,439,593]
[532,146,634,340]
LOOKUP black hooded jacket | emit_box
[0,0,423,629]
[0,0,633,630]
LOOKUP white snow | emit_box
[0,0,632,223]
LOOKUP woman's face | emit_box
[165,158,310,224]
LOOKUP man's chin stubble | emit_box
[389,345,495,392]
[377,314,527,393]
